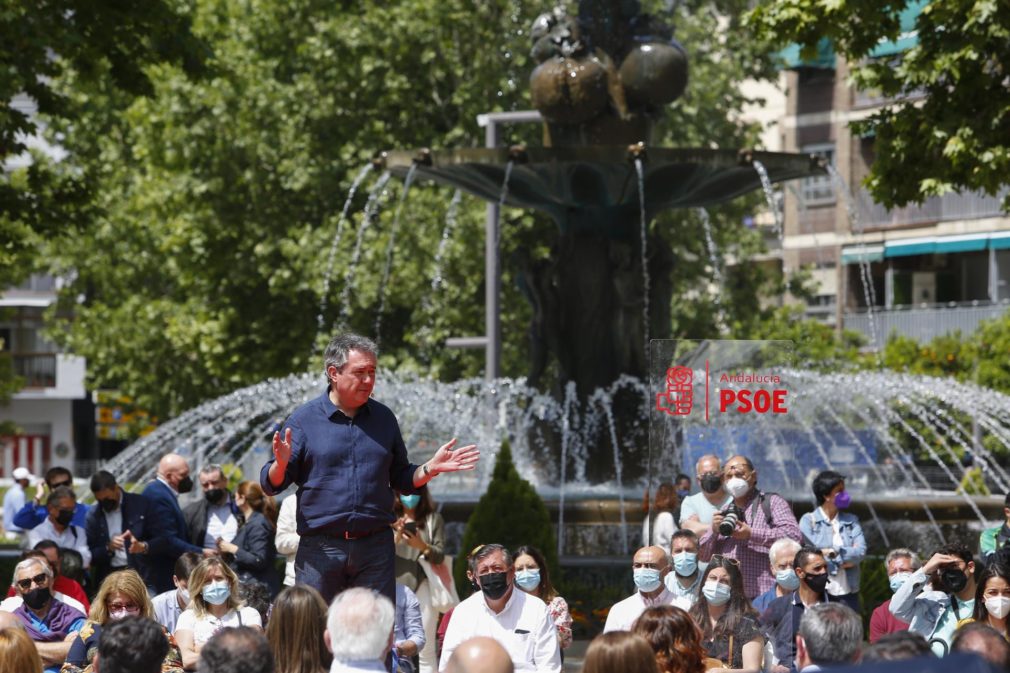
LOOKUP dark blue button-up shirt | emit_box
[260,388,419,535]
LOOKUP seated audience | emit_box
[444,636,513,673]
[7,556,86,672]
[26,487,92,569]
[581,631,660,673]
[604,545,687,633]
[394,583,425,673]
[0,624,43,673]
[861,631,933,662]
[664,530,706,607]
[439,543,560,673]
[216,481,279,596]
[85,470,152,587]
[199,626,275,673]
[94,616,170,673]
[513,545,572,652]
[12,467,88,530]
[642,483,679,551]
[965,561,1010,638]
[951,622,1010,671]
[760,547,830,672]
[631,605,706,673]
[60,568,183,673]
[752,538,802,614]
[174,557,262,670]
[266,585,331,673]
[688,555,764,671]
[325,587,395,673]
[4,548,88,614]
[151,552,202,634]
[794,602,862,671]
[868,548,918,643]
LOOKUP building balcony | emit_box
[3,352,86,400]
[856,188,1009,230]
[843,300,1010,350]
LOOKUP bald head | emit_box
[634,546,669,570]
[0,610,24,630]
[446,637,514,673]
[158,454,187,475]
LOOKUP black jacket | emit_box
[182,496,242,549]
[228,511,279,595]
[85,491,152,586]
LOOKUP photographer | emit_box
[698,455,802,600]
[890,541,978,657]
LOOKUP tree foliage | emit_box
[748,0,1010,210]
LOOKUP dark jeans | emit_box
[295,528,396,606]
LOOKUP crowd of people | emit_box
[2,333,1010,673]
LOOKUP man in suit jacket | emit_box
[183,464,242,551]
[139,454,208,592]
[85,470,153,587]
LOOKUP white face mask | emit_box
[725,477,750,499]
[986,596,1010,619]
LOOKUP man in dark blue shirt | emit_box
[260,333,479,605]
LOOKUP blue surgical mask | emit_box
[515,569,541,591]
[399,494,421,509]
[673,551,698,577]
[202,580,231,606]
[889,572,912,593]
[703,580,732,606]
[676,489,690,499]
[776,568,801,591]
[633,568,663,593]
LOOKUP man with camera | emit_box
[890,541,978,657]
[697,455,801,599]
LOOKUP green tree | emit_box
[455,440,558,598]
[748,0,1010,210]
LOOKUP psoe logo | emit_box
[656,366,694,416]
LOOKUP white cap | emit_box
[12,467,32,482]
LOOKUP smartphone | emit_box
[404,521,418,535]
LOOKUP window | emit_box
[801,144,836,206]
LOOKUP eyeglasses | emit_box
[16,573,49,591]
[710,555,741,567]
[108,602,140,612]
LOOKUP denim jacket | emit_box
[798,508,866,591]
[889,569,951,641]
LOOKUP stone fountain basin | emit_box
[384,147,826,221]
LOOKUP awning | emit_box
[842,232,1010,263]
[841,245,884,264]
[777,38,835,70]
[869,0,927,58]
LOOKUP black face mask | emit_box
[23,587,51,610]
[100,498,118,513]
[469,577,480,593]
[55,509,74,526]
[700,474,723,494]
[940,567,968,594]
[205,488,227,505]
[177,476,194,494]
[479,572,510,600]
[803,572,829,595]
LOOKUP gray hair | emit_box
[884,548,921,572]
[327,588,394,662]
[468,543,513,574]
[12,557,52,589]
[798,602,863,665]
[199,463,225,480]
[323,334,378,378]
[769,537,802,565]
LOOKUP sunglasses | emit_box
[17,573,49,591]
[710,554,741,567]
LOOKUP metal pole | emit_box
[485,121,502,381]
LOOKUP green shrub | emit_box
[454,439,559,598]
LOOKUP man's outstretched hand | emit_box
[273,428,293,466]
[426,438,480,476]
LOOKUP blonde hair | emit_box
[187,557,243,617]
[0,627,42,673]
[266,585,332,673]
[90,569,154,624]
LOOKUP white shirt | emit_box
[642,510,678,550]
[151,588,187,633]
[103,493,127,567]
[203,503,238,549]
[174,606,262,645]
[275,495,299,586]
[330,661,387,673]
[820,507,851,596]
[27,519,92,568]
[679,492,732,526]
[439,588,561,673]
[603,587,690,633]
[3,483,26,534]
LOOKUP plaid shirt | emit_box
[698,490,802,599]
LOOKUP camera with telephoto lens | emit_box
[718,505,744,536]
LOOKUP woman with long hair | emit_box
[61,568,183,672]
[0,626,42,673]
[393,484,446,673]
[174,557,262,670]
[631,605,707,673]
[216,481,279,596]
[642,483,679,550]
[688,556,764,672]
[967,561,1010,638]
[583,631,660,673]
[513,545,572,652]
[266,585,332,673]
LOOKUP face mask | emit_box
[725,477,751,499]
[986,596,1010,619]
[940,567,968,594]
[469,577,480,592]
[673,552,698,577]
[55,509,74,526]
[109,606,141,620]
[100,498,118,513]
[177,476,194,494]
[703,580,732,606]
[834,491,852,509]
[23,587,51,610]
[202,580,231,605]
[776,569,801,591]
[515,569,541,591]
[700,474,723,494]
[634,568,663,593]
[803,572,829,594]
[478,572,510,600]
[676,489,691,499]
[889,572,911,593]
[399,494,422,509]
[205,488,226,505]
